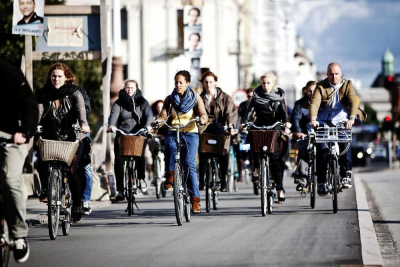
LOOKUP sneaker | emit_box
[139,180,148,193]
[342,171,352,189]
[116,191,125,201]
[317,183,328,196]
[39,190,48,203]
[82,201,92,215]
[13,237,29,263]
[73,206,83,223]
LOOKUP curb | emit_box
[354,174,384,266]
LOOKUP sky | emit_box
[294,0,400,88]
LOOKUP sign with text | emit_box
[47,17,84,47]
[12,0,45,36]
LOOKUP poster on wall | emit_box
[12,0,44,36]
[183,5,202,89]
[47,17,84,47]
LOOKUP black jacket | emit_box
[0,59,38,140]
[290,96,310,134]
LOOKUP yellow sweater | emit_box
[170,108,198,133]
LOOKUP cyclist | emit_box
[107,80,153,201]
[235,88,254,182]
[76,87,93,215]
[309,62,366,195]
[0,59,38,263]
[36,63,90,223]
[290,81,316,192]
[241,73,290,203]
[151,70,207,213]
[198,71,238,192]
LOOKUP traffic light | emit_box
[384,75,394,89]
[382,115,393,131]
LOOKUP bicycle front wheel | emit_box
[227,154,234,193]
[205,159,211,213]
[260,158,267,216]
[48,167,61,240]
[330,158,339,214]
[154,156,162,199]
[173,163,184,225]
[0,233,10,267]
[126,161,134,216]
[62,181,72,236]
[309,158,316,209]
[212,160,219,210]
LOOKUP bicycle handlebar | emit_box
[114,127,152,138]
[0,137,18,148]
[153,117,199,130]
[242,121,284,130]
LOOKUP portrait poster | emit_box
[12,0,45,36]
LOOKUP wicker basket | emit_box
[118,135,146,157]
[199,133,226,155]
[248,130,279,154]
[38,137,79,166]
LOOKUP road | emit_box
[12,174,365,267]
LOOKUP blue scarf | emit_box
[170,87,197,113]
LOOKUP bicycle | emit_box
[245,121,284,216]
[227,129,240,193]
[312,123,352,213]
[112,127,151,216]
[37,124,84,240]
[0,137,17,267]
[148,136,166,199]
[154,117,199,226]
[199,133,226,212]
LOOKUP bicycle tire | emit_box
[127,161,134,216]
[267,191,273,214]
[309,159,316,209]
[154,156,161,199]
[173,163,183,226]
[227,154,234,193]
[331,158,339,214]
[184,194,191,222]
[48,167,61,240]
[62,181,71,236]
[0,234,10,267]
[213,159,219,210]
[205,159,211,212]
[260,158,267,216]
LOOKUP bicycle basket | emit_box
[314,127,352,144]
[148,137,163,152]
[38,137,79,166]
[248,130,279,154]
[199,133,227,155]
[118,135,146,157]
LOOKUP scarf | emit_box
[170,86,197,113]
[36,83,77,103]
[252,85,285,105]
[118,89,145,122]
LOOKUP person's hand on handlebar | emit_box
[295,132,307,140]
[198,115,208,126]
[310,117,319,128]
[82,125,91,133]
[283,122,291,135]
[345,118,355,130]
[107,126,116,133]
[12,132,26,145]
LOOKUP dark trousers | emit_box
[316,143,352,184]
[198,153,229,188]
[114,137,146,192]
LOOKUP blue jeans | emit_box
[164,131,200,199]
[78,133,93,202]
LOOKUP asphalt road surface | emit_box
[15,175,362,267]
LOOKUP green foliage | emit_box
[364,103,379,125]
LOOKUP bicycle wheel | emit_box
[205,159,211,213]
[330,158,339,214]
[213,160,219,210]
[173,163,184,226]
[260,158,267,216]
[309,160,316,209]
[227,154,234,193]
[0,233,10,267]
[126,161,134,216]
[62,180,72,236]
[154,156,161,199]
[184,194,191,222]
[48,167,61,240]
